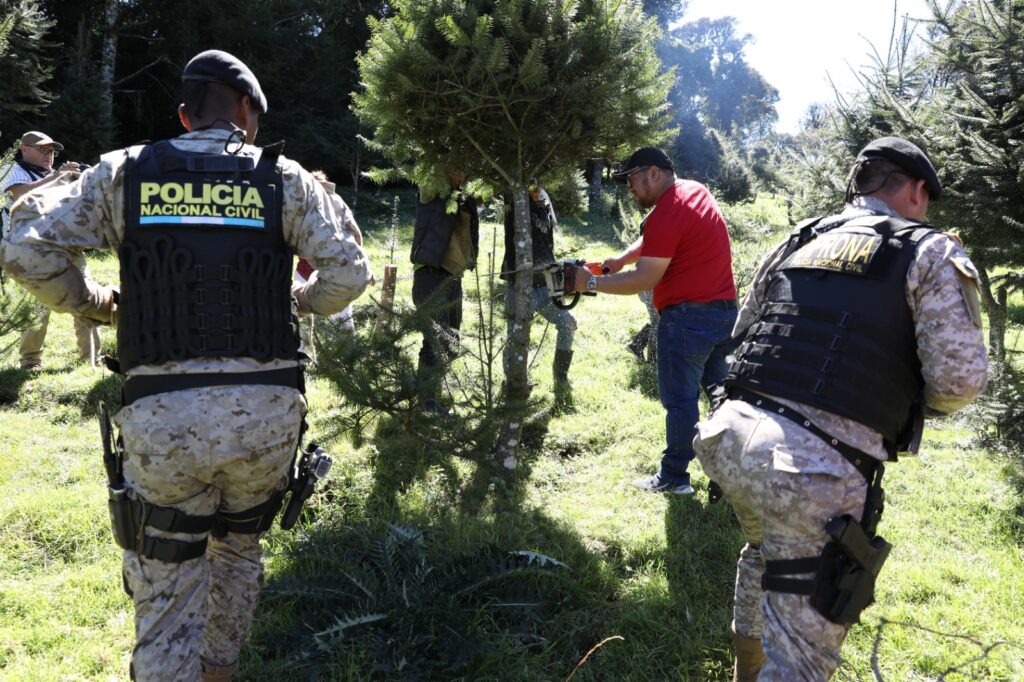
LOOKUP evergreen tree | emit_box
[0,0,55,140]
[655,14,778,200]
[642,0,687,28]
[0,1,41,348]
[668,17,779,140]
[32,0,119,159]
[13,0,390,180]
[922,0,1024,360]
[354,0,672,477]
[813,0,1024,359]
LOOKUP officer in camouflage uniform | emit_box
[692,137,988,681]
[0,50,370,681]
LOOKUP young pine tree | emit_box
[922,0,1024,361]
[354,0,673,478]
[0,2,42,348]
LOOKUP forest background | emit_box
[0,0,1022,679]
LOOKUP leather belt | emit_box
[661,299,737,312]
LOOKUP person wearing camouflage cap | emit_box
[0,50,371,681]
[692,136,987,680]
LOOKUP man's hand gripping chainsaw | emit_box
[541,259,602,309]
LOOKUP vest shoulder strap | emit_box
[769,216,825,278]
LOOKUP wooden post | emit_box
[374,264,398,333]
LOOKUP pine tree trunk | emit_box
[494,186,533,480]
[976,257,1006,362]
[99,0,118,141]
[351,138,361,208]
[588,158,603,208]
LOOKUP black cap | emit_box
[853,136,941,200]
[182,50,268,114]
[611,147,674,183]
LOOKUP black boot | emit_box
[627,323,650,361]
[553,349,574,414]
[554,349,573,384]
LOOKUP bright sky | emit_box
[680,0,933,133]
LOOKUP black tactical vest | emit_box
[725,214,933,443]
[118,140,299,372]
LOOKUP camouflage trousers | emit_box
[114,384,306,682]
[693,399,870,681]
[20,254,101,367]
[19,306,101,366]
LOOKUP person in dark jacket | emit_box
[410,170,479,414]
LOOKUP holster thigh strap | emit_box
[211,490,286,537]
[762,556,819,594]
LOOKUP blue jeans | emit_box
[656,302,738,484]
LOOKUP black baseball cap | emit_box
[853,136,941,200]
[182,50,268,114]
[611,147,674,183]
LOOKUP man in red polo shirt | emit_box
[573,147,737,494]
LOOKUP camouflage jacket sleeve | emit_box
[0,156,123,321]
[907,233,988,415]
[331,192,364,246]
[732,239,789,339]
[280,159,371,315]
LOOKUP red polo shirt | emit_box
[639,179,737,311]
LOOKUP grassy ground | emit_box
[0,190,1021,681]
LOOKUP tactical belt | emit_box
[122,367,304,405]
[727,387,879,482]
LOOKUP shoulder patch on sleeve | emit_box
[950,255,983,329]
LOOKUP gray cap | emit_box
[182,49,267,114]
[854,136,941,200]
[21,131,64,151]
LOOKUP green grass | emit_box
[0,191,1022,680]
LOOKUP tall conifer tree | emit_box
[0,0,55,136]
[355,0,672,476]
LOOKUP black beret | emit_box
[611,147,674,183]
[182,49,268,114]
[856,136,941,200]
